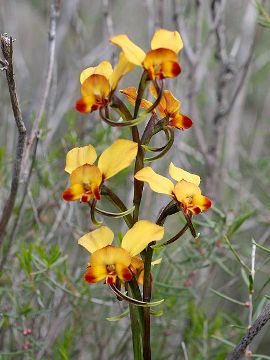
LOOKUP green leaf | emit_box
[226,210,256,237]
[210,288,246,306]
[106,309,129,321]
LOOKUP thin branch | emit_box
[226,302,270,360]
[22,0,61,175]
[0,34,27,246]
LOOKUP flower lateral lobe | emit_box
[173,180,211,215]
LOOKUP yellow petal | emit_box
[90,246,131,267]
[130,256,144,273]
[121,220,164,256]
[98,139,138,180]
[84,265,108,284]
[65,145,97,174]
[110,34,146,66]
[120,87,153,109]
[115,264,133,282]
[70,164,102,187]
[135,167,174,196]
[170,113,193,130]
[143,49,181,80]
[78,226,114,254]
[75,96,96,113]
[162,90,180,116]
[169,163,200,185]
[109,52,135,90]
[81,74,110,100]
[80,61,113,84]
[151,29,183,54]
[192,194,212,214]
[62,184,85,202]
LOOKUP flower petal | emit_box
[75,96,96,113]
[161,90,180,116]
[121,220,164,256]
[109,52,135,90]
[90,246,131,267]
[135,167,174,196]
[110,34,146,65]
[78,226,114,254]
[80,61,113,84]
[98,139,138,180]
[81,74,110,100]
[170,113,193,130]
[120,87,153,109]
[173,180,201,203]
[151,29,183,54]
[62,184,85,201]
[115,264,133,282]
[65,145,97,174]
[143,49,181,80]
[70,164,102,187]
[84,265,108,284]
[169,163,200,185]
[192,194,212,213]
[130,256,144,273]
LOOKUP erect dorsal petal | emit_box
[121,220,164,256]
[110,34,146,66]
[98,139,138,180]
[78,226,114,254]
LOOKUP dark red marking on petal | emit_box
[106,275,116,284]
[81,194,90,203]
[84,271,97,284]
[93,187,101,200]
[192,206,202,215]
[121,268,133,282]
[171,62,181,77]
[182,114,193,129]
[75,99,88,113]
[62,189,75,201]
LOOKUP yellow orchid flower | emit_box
[135,163,211,215]
[62,139,138,202]
[78,221,164,284]
[110,28,183,80]
[120,85,193,130]
[76,54,134,113]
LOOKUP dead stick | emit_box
[226,302,270,360]
[0,34,27,246]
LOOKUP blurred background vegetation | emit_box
[0,0,270,359]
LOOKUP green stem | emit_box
[142,201,182,359]
[129,303,143,360]
[129,279,144,360]
[101,185,133,228]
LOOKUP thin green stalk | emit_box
[101,185,133,228]
[142,201,181,360]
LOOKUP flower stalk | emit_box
[62,28,212,360]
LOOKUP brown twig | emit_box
[226,302,270,360]
[0,34,27,246]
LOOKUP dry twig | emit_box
[226,302,270,360]
[0,34,26,246]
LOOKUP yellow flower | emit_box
[120,85,193,130]
[62,139,138,202]
[78,221,164,284]
[111,29,183,80]
[135,163,211,215]
[76,54,134,113]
